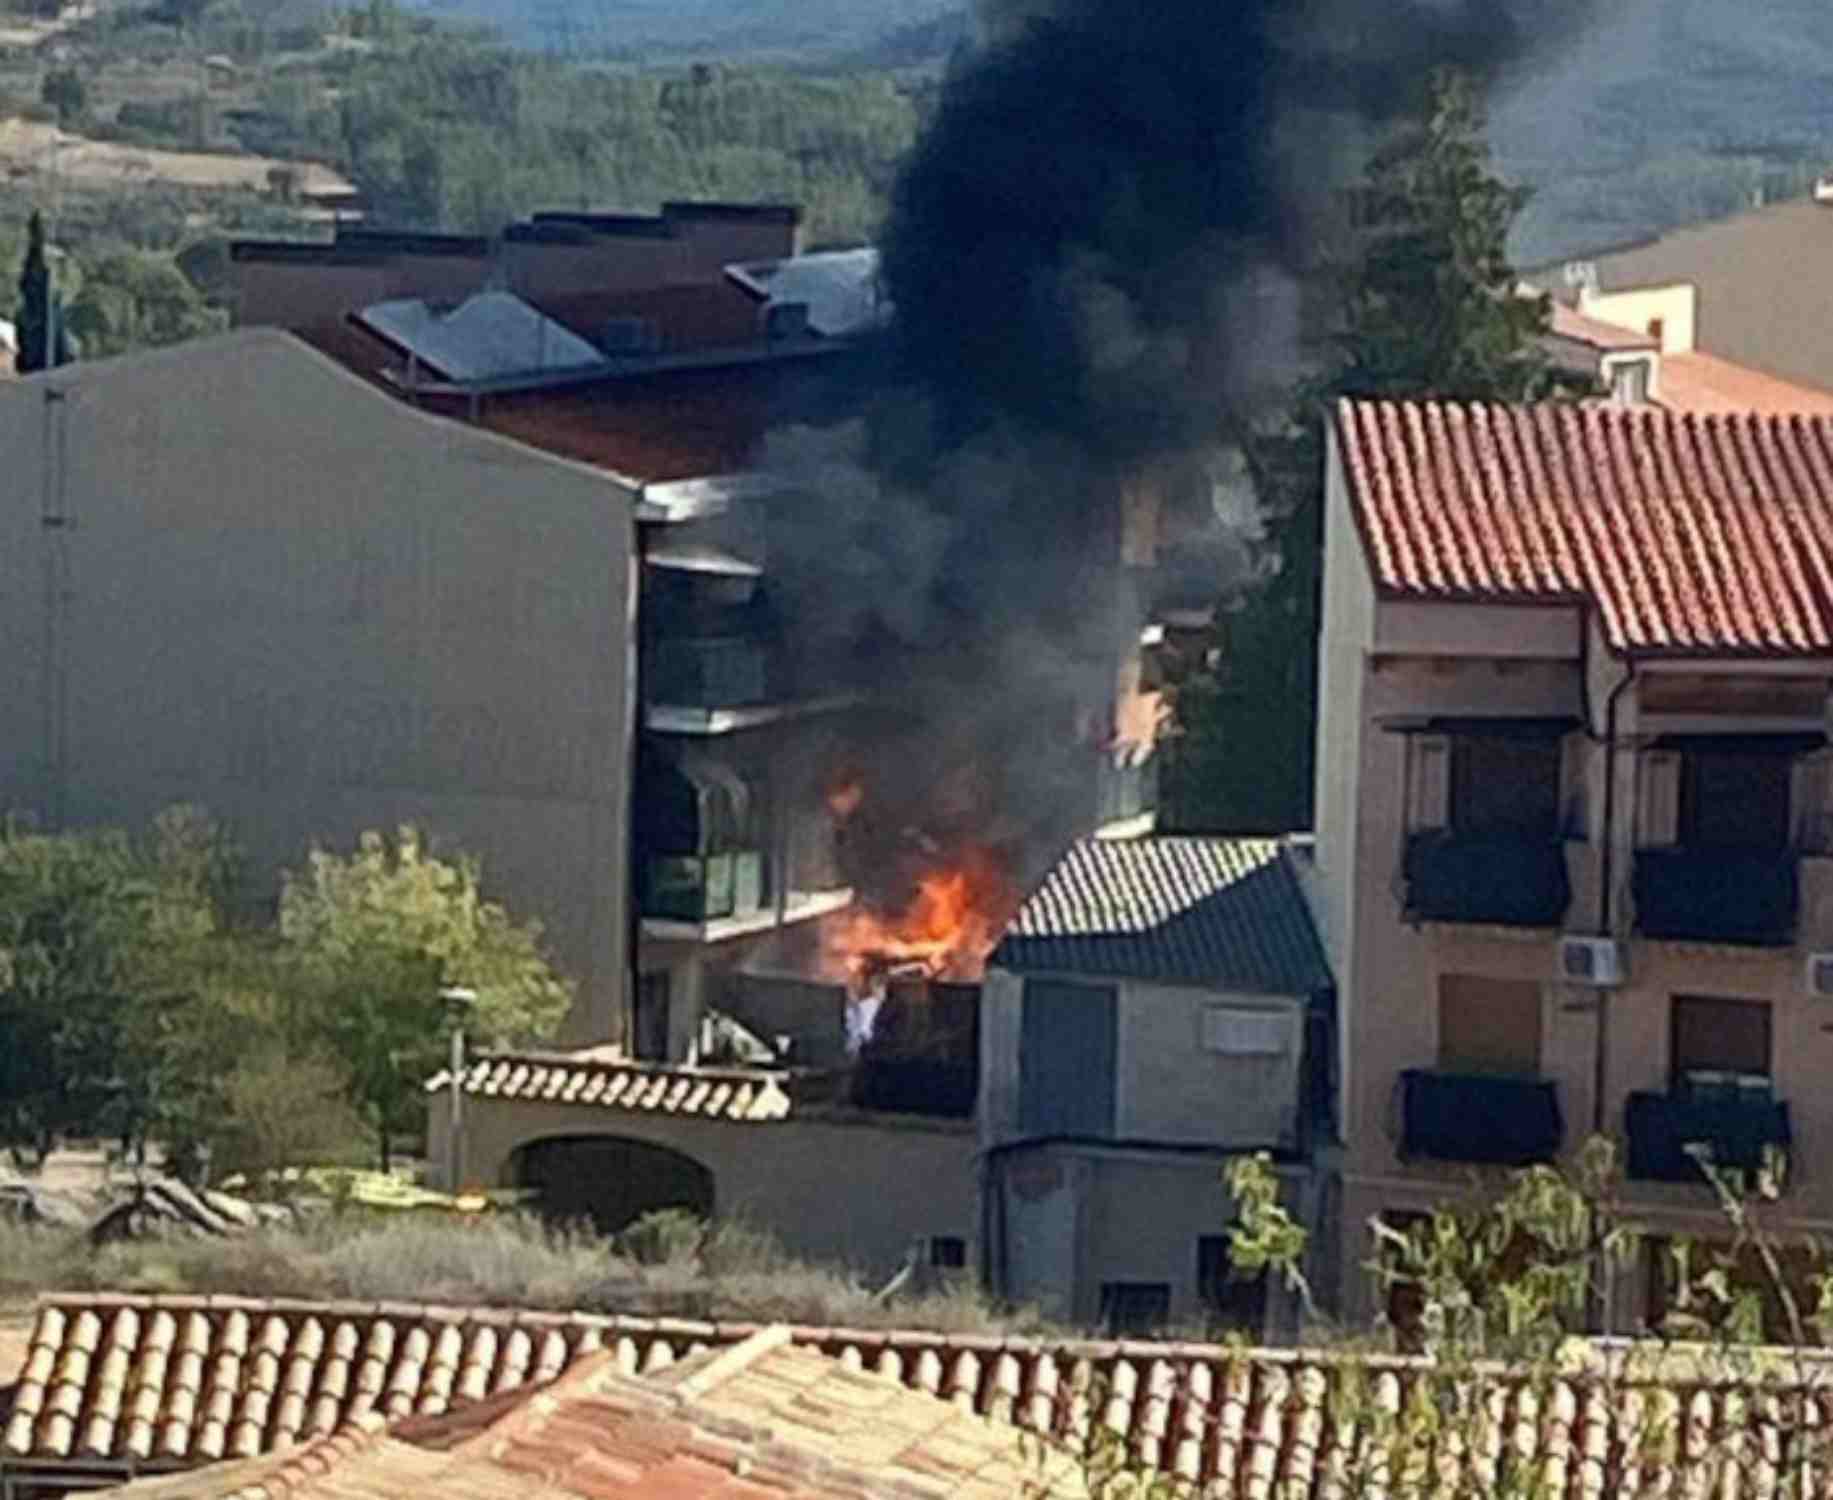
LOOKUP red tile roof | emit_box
[1335,398,1833,657]
[94,1329,1086,1500]
[1657,351,1833,418]
[16,1297,1833,1498]
[1547,302,1660,353]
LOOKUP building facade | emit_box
[1317,396,1833,1328]
[979,836,1333,1336]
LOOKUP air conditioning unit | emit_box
[1805,951,1833,999]
[1559,935,1627,988]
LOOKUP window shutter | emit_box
[1408,735,1451,832]
[1793,749,1833,853]
[1639,750,1681,848]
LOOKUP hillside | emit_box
[1495,0,1833,264]
[402,0,962,61]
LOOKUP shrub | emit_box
[616,1207,704,1267]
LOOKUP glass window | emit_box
[1681,752,1791,850]
[1451,737,1560,838]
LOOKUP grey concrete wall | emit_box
[994,1142,1314,1335]
[0,330,636,1040]
[438,1095,976,1279]
[982,967,1304,1153]
[1115,984,1304,1149]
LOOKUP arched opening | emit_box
[511,1135,714,1236]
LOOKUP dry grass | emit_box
[0,1211,1051,1337]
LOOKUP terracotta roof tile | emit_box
[423,1052,792,1123]
[41,1298,1833,1498]
[1336,397,1833,656]
[1657,351,1833,417]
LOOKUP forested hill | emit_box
[401,0,964,61]
[1494,0,1833,265]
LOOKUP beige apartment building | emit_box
[1317,395,1833,1329]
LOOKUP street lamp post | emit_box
[440,986,478,1194]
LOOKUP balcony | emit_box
[1398,1070,1563,1166]
[648,636,778,709]
[1401,832,1572,927]
[1625,1087,1792,1184]
[1096,754,1160,831]
[643,849,771,925]
[1632,848,1798,947]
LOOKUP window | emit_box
[1671,995,1771,1088]
[1451,736,1561,837]
[1201,1007,1288,1056]
[1197,1235,1269,1334]
[929,1236,967,1270]
[1101,1282,1170,1337]
[1681,751,1792,851]
[1646,317,1665,344]
[1438,975,1541,1075]
[1610,358,1652,405]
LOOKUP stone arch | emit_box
[509,1133,714,1236]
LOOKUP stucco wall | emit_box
[0,331,636,1040]
[1580,200,1833,391]
[1115,984,1303,1149]
[1313,431,1377,1156]
[1580,284,1696,355]
[994,1143,1315,1334]
[981,967,1306,1152]
[439,1097,976,1279]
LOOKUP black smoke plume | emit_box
[763,0,1605,920]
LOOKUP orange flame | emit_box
[823,844,1016,986]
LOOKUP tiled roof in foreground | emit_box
[423,1052,792,1122]
[12,1297,1833,1496]
[1335,397,1833,656]
[992,837,1331,994]
[96,1328,1086,1500]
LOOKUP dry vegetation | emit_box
[0,1210,1047,1336]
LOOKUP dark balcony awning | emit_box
[1399,1070,1563,1167]
[1403,831,1572,927]
[1626,1090,1792,1183]
[1651,732,1826,757]
[1380,715,1581,739]
[1633,848,1798,947]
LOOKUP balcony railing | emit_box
[1097,754,1160,827]
[642,849,770,924]
[1398,1070,1563,1166]
[1625,1088,1792,1183]
[1633,848,1798,946]
[1401,832,1572,927]
[647,636,779,708]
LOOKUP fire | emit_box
[823,844,1017,986]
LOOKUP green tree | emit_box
[1166,69,1576,835]
[277,827,571,1167]
[1332,69,1559,404]
[64,249,225,357]
[15,211,73,374]
[0,809,224,1165]
[1035,1143,1833,1500]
